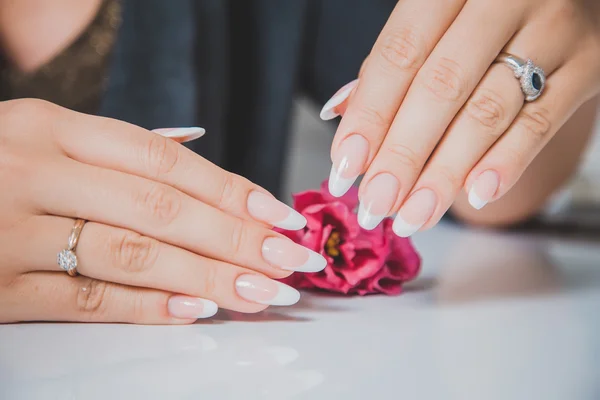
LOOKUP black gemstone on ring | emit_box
[531,73,542,91]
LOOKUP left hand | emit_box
[321,0,600,235]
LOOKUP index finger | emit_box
[327,0,463,196]
[52,106,306,231]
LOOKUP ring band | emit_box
[494,52,546,102]
[57,219,87,277]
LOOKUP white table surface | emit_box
[1,223,599,400]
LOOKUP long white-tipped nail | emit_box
[167,296,218,319]
[468,189,487,210]
[392,216,422,238]
[328,134,369,198]
[235,275,300,306]
[247,191,306,230]
[468,170,500,210]
[320,79,359,120]
[262,237,327,273]
[358,205,386,231]
[392,189,437,238]
[328,165,358,198]
[357,173,400,230]
[275,212,307,231]
[152,127,206,142]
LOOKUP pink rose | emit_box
[277,181,421,295]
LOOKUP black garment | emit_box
[101,0,396,198]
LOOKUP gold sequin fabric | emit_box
[0,0,121,114]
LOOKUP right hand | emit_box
[0,99,326,324]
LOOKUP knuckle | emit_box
[420,57,467,102]
[1,99,56,133]
[465,89,509,134]
[518,107,553,140]
[3,98,56,119]
[77,278,109,316]
[431,166,464,191]
[108,231,160,273]
[131,291,148,323]
[354,105,390,132]
[199,263,218,298]
[145,134,181,178]
[378,27,424,72]
[228,218,247,256]
[217,173,240,211]
[385,143,422,175]
[139,183,181,225]
[0,147,29,187]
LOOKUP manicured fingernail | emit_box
[358,173,400,230]
[393,189,437,237]
[235,274,300,306]
[262,237,326,272]
[320,79,359,120]
[468,170,500,210]
[152,127,206,142]
[247,191,306,230]
[329,134,369,197]
[167,296,218,319]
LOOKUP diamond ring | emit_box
[57,219,86,277]
[494,53,546,102]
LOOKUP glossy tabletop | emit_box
[1,223,599,400]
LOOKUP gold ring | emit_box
[57,219,87,277]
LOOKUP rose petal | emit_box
[277,182,421,296]
[320,180,359,211]
[293,190,325,212]
[337,249,387,285]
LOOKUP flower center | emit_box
[325,231,341,258]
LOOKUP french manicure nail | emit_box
[262,237,327,272]
[358,173,400,230]
[167,296,218,319]
[235,274,300,306]
[329,134,369,197]
[152,127,206,142]
[247,191,306,230]
[393,189,437,237]
[320,79,359,120]
[468,170,500,210]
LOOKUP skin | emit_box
[0,98,304,323]
[1,0,598,324]
[0,1,313,324]
[0,0,103,72]
[329,0,600,232]
[451,96,599,227]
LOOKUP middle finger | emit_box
[30,160,327,277]
[20,216,302,312]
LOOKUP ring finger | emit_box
[16,216,302,313]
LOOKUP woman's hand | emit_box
[0,99,326,324]
[321,0,600,234]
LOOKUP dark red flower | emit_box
[277,181,421,295]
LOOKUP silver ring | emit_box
[494,52,545,102]
[57,219,86,277]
